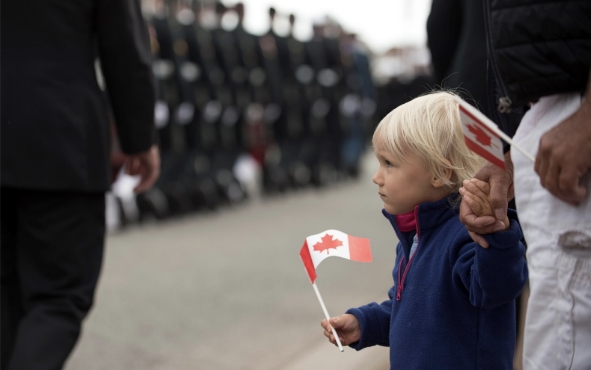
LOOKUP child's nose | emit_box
[372,171,382,185]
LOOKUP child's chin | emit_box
[383,204,398,214]
[384,204,411,215]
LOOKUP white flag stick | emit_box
[312,282,344,352]
[453,96,536,162]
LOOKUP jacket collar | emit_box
[382,194,459,238]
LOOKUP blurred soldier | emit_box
[1,0,159,369]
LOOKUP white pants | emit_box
[512,93,591,370]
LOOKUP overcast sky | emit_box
[223,0,433,54]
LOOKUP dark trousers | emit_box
[1,188,105,370]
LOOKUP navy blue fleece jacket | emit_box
[346,196,528,370]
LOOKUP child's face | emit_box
[372,145,447,215]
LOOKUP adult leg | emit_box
[512,94,591,370]
[1,188,24,369]
[6,190,105,370]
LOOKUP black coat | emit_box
[2,0,155,192]
[485,0,591,112]
[427,0,490,118]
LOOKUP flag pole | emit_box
[453,96,536,162]
[312,282,344,352]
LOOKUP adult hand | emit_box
[535,94,591,205]
[124,145,160,193]
[320,314,361,346]
[459,151,514,247]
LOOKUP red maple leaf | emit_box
[313,234,343,254]
[467,123,492,147]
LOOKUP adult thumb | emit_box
[489,177,509,220]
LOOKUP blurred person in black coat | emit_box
[427,0,490,118]
[1,0,159,369]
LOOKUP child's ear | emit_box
[431,176,448,188]
[431,161,453,188]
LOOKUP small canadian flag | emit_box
[300,230,372,283]
[455,97,506,169]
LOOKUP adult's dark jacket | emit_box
[427,0,491,118]
[485,0,591,115]
[2,0,155,192]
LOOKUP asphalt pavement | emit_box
[65,154,393,370]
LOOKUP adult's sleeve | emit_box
[345,285,394,350]
[96,0,155,154]
[450,209,528,308]
[426,0,462,83]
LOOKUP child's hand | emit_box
[320,314,361,346]
[460,179,510,232]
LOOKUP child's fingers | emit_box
[324,327,338,339]
[323,316,349,346]
[326,331,341,345]
[463,180,488,200]
[322,319,335,344]
[460,188,484,216]
[464,181,495,216]
[470,178,491,195]
[463,180,490,204]
[463,194,484,215]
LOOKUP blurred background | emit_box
[106,0,435,230]
[63,0,502,369]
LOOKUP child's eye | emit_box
[385,160,392,167]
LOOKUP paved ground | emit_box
[65,154,392,370]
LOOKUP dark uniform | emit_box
[1,0,155,368]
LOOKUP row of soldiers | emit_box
[110,1,376,224]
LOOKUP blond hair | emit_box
[373,91,483,193]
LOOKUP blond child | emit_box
[320,92,527,370]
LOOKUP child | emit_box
[320,92,527,370]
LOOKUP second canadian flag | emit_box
[300,230,372,283]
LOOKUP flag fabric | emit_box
[300,230,372,283]
[456,98,506,169]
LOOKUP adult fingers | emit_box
[488,174,510,220]
[124,157,140,175]
[558,165,587,204]
[134,160,160,193]
[542,155,561,196]
[537,153,585,205]
[469,231,489,249]
[133,164,151,193]
[473,162,495,182]
[462,211,504,234]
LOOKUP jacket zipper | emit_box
[483,0,512,113]
[396,206,421,301]
[396,258,404,300]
